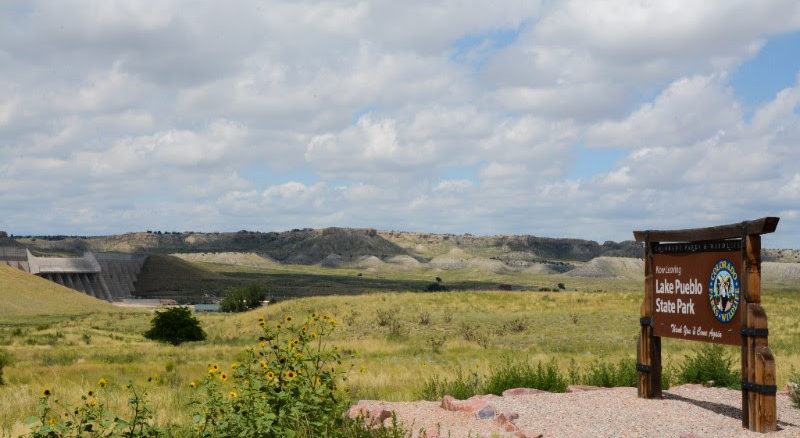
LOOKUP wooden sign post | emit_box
[633,217,779,433]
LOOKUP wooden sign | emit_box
[652,241,743,345]
[633,217,780,433]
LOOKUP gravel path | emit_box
[352,386,800,437]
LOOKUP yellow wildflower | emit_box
[190,381,197,389]
[98,378,107,388]
[42,388,53,398]
[219,372,228,382]
[209,363,220,374]
[266,371,275,380]
[285,370,297,381]
[229,391,237,398]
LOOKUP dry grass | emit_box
[0,265,798,435]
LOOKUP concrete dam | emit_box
[0,246,147,301]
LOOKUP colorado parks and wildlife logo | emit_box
[708,259,740,323]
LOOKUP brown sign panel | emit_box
[651,240,743,346]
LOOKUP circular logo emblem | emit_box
[708,259,740,323]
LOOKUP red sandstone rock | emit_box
[494,411,520,432]
[440,394,499,413]
[566,385,606,392]
[348,400,393,426]
[515,429,544,438]
[502,387,546,396]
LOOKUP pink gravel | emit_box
[351,385,800,437]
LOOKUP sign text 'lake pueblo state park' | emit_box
[651,240,742,346]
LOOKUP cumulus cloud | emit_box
[1,1,800,246]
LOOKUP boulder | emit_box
[494,411,520,432]
[502,387,546,396]
[566,385,605,393]
[440,394,499,413]
[347,400,393,426]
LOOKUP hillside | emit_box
[0,264,116,317]
[134,254,229,301]
[12,227,642,265]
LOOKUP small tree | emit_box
[219,285,266,313]
[144,307,206,345]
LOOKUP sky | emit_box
[1,1,800,248]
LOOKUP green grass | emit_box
[0,264,117,318]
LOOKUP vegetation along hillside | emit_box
[0,264,116,318]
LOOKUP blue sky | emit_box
[1,1,799,248]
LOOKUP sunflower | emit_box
[266,371,275,380]
[257,317,266,326]
[87,388,95,397]
[259,360,268,369]
[275,322,283,330]
[190,381,197,389]
[42,388,53,398]
[259,341,266,348]
[231,362,239,370]
[285,315,293,323]
[219,372,228,382]
[360,365,366,374]
[288,338,300,349]
[228,391,237,398]
[284,370,297,381]
[98,378,107,388]
[208,363,220,374]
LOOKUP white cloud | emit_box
[1,1,800,246]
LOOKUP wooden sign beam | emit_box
[633,217,779,243]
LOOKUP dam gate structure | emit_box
[0,244,147,302]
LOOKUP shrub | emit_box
[788,368,800,409]
[219,285,266,312]
[143,307,206,345]
[678,344,740,388]
[482,359,568,395]
[424,282,447,292]
[0,348,11,385]
[25,379,163,437]
[418,368,481,401]
[580,358,637,388]
[191,312,358,436]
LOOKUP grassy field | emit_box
[1,261,798,435]
[133,254,631,302]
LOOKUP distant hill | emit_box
[12,227,642,264]
[0,264,116,317]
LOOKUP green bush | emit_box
[579,358,638,388]
[143,307,206,345]
[219,285,266,312]
[25,380,163,437]
[678,344,740,388]
[424,282,447,292]
[191,312,407,437]
[482,360,568,395]
[418,368,481,401]
[0,348,11,385]
[788,368,800,409]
